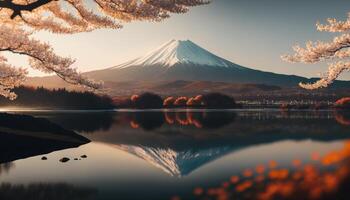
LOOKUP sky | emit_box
[8,0,350,79]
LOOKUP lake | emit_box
[0,109,349,200]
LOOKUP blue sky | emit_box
[10,0,350,79]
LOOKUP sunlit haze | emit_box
[5,0,350,80]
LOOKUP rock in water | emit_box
[60,157,70,163]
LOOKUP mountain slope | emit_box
[110,39,239,68]
[26,39,350,92]
[84,39,348,87]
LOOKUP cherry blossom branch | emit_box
[0,25,101,99]
[282,34,350,63]
[0,0,209,99]
[0,0,54,19]
[317,12,350,32]
[299,62,350,89]
[282,11,350,90]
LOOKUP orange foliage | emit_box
[335,97,350,106]
[268,160,278,169]
[179,140,350,200]
[187,95,203,106]
[268,169,289,180]
[163,97,175,106]
[255,165,266,174]
[230,176,240,184]
[193,187,204,196]
[174,97,188,106]
[130,94,140,102]
[130,120,140,129]
[243,169,254,178]
[292,159,302,168]
[236,180,253,192]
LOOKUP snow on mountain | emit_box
[82,39,343,87]
[111,39,240,69]
[115,144,233,177]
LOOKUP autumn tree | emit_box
[282,11,350,90]
[0,0,208,99]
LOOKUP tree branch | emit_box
[0,0,55,19]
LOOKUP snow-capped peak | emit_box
[112,39,234,69]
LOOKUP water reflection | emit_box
[0,183,97,200]
[3,110,350,200]
[334,110,350,126]
[0,113,89,164]
[24,112,116,133]
[65,111,349,179]
[0,163,14,175]
[131,112,165,130]
[180,140,350,200]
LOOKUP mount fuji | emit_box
[26,39,350,93]
[85,39,319,86]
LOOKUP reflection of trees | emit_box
[164,111,236,129]
[0,163,14,175]
[129,111,236,130]
[180,140,350,200]
[0,113,89,164]
[334,111,350,126]
[0,183,97,200]
[131,112,165,131]
[41,112,115,133]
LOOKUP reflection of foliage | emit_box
[0,113,81,137]
[163,111,236,129]
[197,112,236,129]
[0,183,97,200]
[177,140,350,200]
[129,111,236,130]
[41,112,115,133]
[131,112,165,131]
[334,111,350,126]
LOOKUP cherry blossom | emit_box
[0,0,209,99]
[282,11,350,90]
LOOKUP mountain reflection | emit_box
[115,144,234,177]
[0,183,97,200]
[78,111,350,178]
[2,110,350,200]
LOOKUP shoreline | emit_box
[0,108,347,113]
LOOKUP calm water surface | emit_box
[1,110,350,200]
